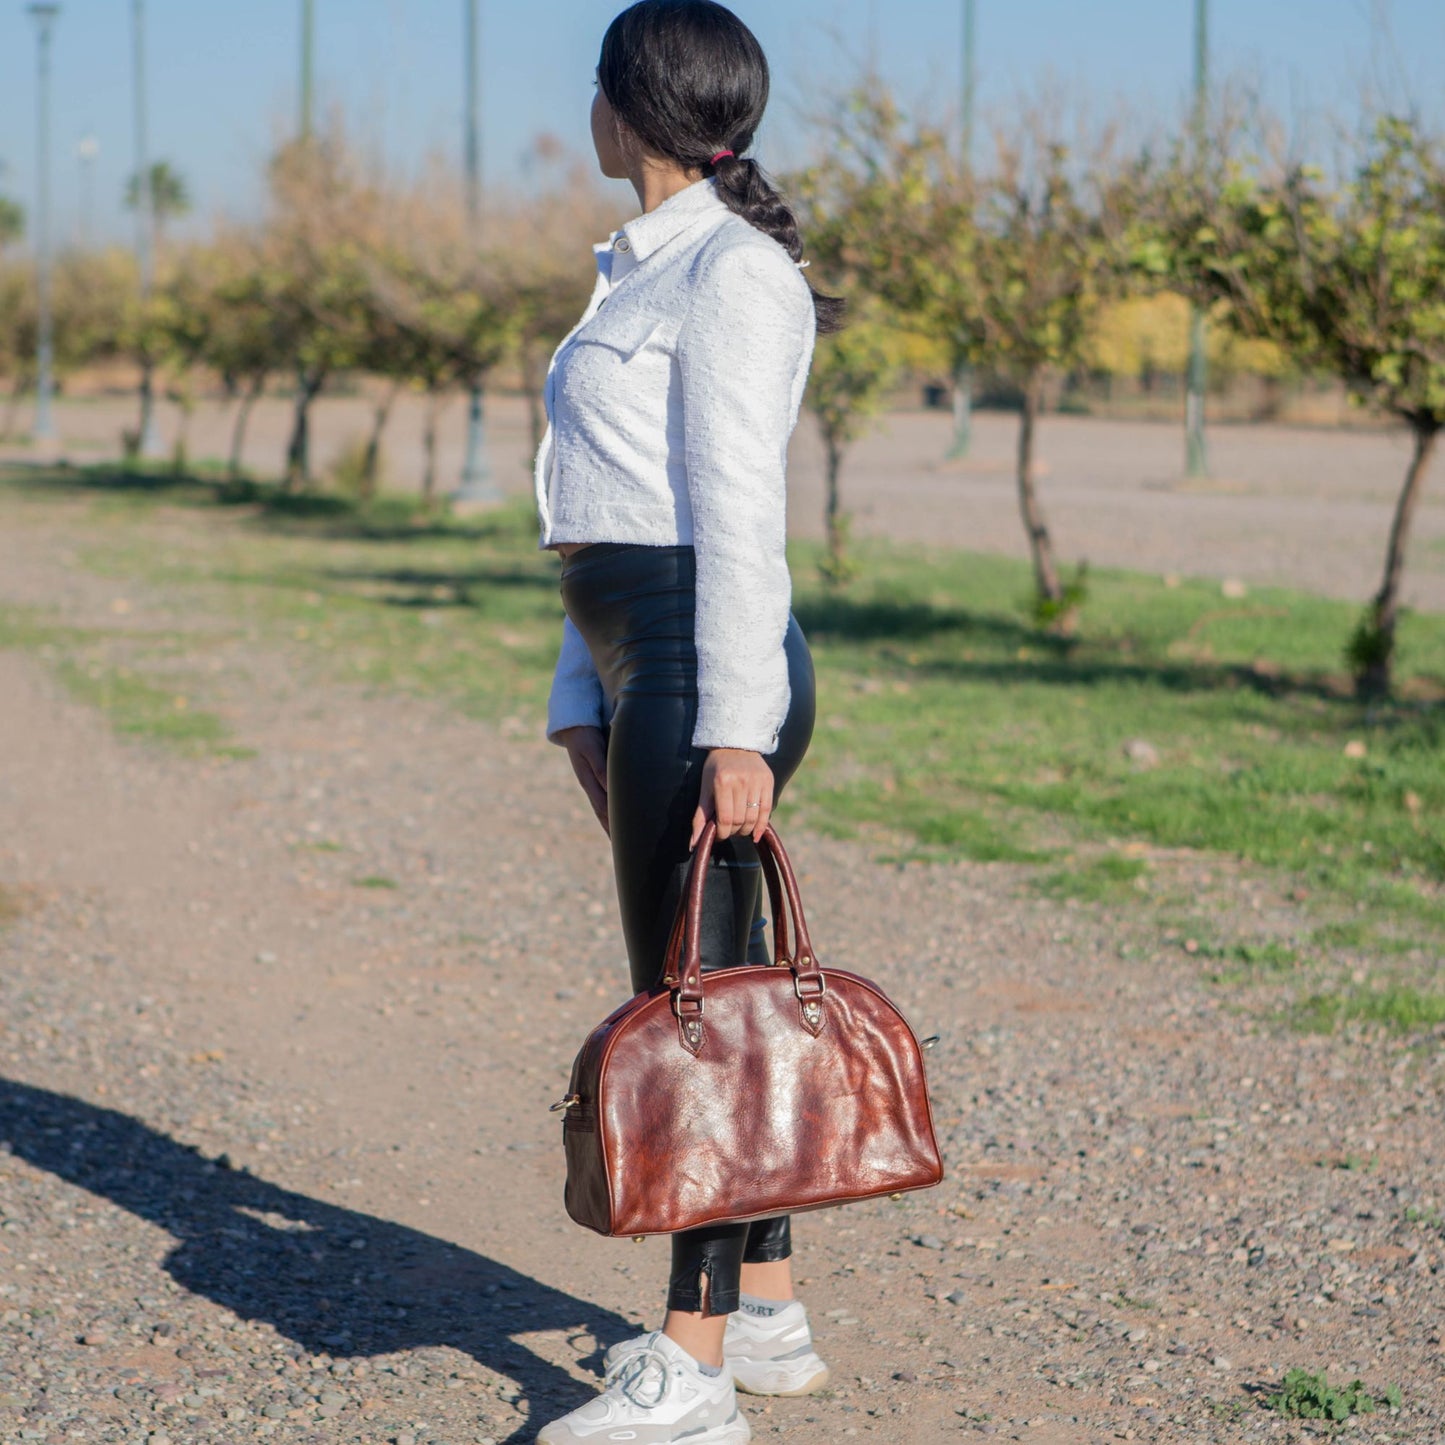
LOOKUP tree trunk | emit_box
[284,371,324,493]
[824,433,846,580]
[172,402,194,476]
[948,356,973,460]
[1358,419,1439,697]
[520,340,546,456]
[138,362,157,458]
[0,373,29,442]
[420,388,443,509]
[228,375,264,480]
[1016,372,1062,604]
[362,379,403,501]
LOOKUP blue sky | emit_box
[0,1,1440,247]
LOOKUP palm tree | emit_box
[124,161,190,248]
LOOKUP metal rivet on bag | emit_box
[632,1236,646,1243]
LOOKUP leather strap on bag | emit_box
[662,821,826,1055]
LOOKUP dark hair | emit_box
[598,0,844,333]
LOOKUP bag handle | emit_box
[658,829,791,990]
[661,820,826,1055]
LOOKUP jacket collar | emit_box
[613,178,730,263]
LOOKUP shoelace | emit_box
[609,1343,674,1409]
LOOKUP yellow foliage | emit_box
[1086,293,1289,380]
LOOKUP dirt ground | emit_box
[0,484,1442,1445]
[5,391,1444,613]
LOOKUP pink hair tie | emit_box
[710,149,735,164]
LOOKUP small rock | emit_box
[261,1401,289,1419]
[397,1434,416,1445]
[914,1234,944,1251]
[255,951,278,965]
[1211,1355,1232,1370]
[945,1290,967,1305]
[81,1331,110,1346]
[1122,738,1160,770]
[893,1370,917,1383]
[1343,739,1368,760]
[1126,1328,1150,1343]
[1221,578,1248,599]
[1143,1358,1162,1373]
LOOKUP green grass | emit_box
[1032,854,1150,902]
[0,598,241,758]
[3,461,1445,939]
[1293,984,1445,1035]
[55,660,235,753]
[353,874,399,890]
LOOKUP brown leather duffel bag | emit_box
[555,821,944,1237]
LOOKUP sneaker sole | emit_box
[732,1362,830,1398]
[537,1407,751,1444]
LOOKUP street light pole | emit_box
[948,0,976,460]
[76,133,99,247]
[27,3,60,450]
[132,0,165,459]
[1185,0,1209,478]
[456,0,498,502]
[300,0,315,140]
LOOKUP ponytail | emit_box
[708,154,846,334]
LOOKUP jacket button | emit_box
[615,237,631,253]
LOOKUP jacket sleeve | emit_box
[678,244,815,753]
[546,616,607,744]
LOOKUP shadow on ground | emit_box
[0,1078,628,1443]
[0,463,534,546]
[797,591,1445,715]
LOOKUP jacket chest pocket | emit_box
[580,307,675,363]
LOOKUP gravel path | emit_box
[1,492,1442,1445]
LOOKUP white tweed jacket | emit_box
[536,177,816,754]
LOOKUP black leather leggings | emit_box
[560,542,816,1317]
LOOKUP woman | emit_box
[534,4,843,1441]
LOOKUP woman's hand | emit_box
[556,725,609,837]
[691,747,774,849]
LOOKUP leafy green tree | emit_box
[0,262,35,439]
[0,197,23,253]
[1160,117,1445,694]
[264,136,375,490]
[199,234,282,479]
[361,235,517,507]
[802,86,1142,625]
[803,299,905,583]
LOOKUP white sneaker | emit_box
[538,1330,750,1444]
[602,1301,829,1400]
[725,1299,830,1397]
